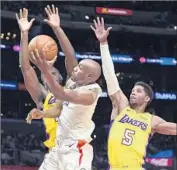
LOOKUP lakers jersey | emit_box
[108,106,152,169]
[43,93,59,149]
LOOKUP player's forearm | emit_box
[20,31,44,105]
[165,123,177,135]
[53,27,78,74]
[159,129,177,136]
[100,41,120,95]
[43,69,66,100]
[156,122,177,135]
[42,104,61,118]
[19,31,31,70]
[167,129,177,135]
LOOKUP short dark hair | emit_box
[135,81,154,104]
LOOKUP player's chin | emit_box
[129,99,137,105]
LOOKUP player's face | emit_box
[71,62,89,82]
[129,85,149,106]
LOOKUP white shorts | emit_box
[39,140,93,170]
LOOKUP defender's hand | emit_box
[16,8,35,32]
[26,108,43,124]
[90,17,112,43]
[44,4,60,29]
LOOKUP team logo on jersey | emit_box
[67,83,77,89]
[118,114,148,131]
[48,96,56,104]
[63,101,69,106]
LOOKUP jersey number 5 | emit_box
[122,129,135,146]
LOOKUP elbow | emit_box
[170,129,177,135]
[21,66,31,73]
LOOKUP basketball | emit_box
[28,35,58,64]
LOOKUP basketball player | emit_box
[30,50,102,170]
[15,6,77,152]
[91,17,177,170]
[22,5,102,170]
[16,8,61,150]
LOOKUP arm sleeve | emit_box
[100,44,120,95]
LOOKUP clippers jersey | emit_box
[108,106,152,169]
[43,93,59,149]
[56,82,102,143]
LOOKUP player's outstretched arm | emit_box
[44,4,78,77]
[26,102,62,124]
[16,8,46,108]
[91,17,129,119]
[152,116,177,135]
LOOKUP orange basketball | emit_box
[28,35,58,64]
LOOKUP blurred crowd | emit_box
[1,130,46,166]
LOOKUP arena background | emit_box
[1,1,177,170]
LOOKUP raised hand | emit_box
[90,17,112,43]
[16,8,35,32]
[44,4,60,29]
[26,108,43,124]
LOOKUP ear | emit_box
[88,73,93,78]
[145,96,150,103]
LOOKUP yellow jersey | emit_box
[108,106,152,170]
[43,92,59,149]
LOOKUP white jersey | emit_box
[56,82,102,143]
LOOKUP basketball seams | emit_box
[28,35,58,62]
[41,37,58,61]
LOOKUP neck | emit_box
[130,104,146,113]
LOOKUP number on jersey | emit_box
[122,129,135,146]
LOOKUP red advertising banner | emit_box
[1,166,38,170]
[96,7,133,16]
[145,158,173,167]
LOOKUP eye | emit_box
[131,89,135,93]
[137,89,142,93]
[79,64,83,69]
[51,72,56,76]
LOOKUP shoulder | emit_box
[111,105,130,120]
[152,115,165,123]
[85,83,102,94]
[120,105,132,113]
[65,78,74,88]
